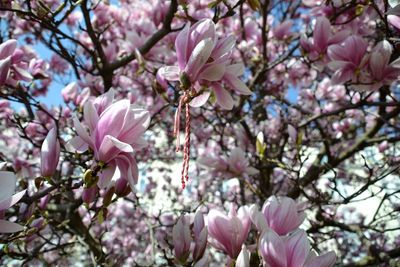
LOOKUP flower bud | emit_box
[38,194,50,210]
[115,177,131,197]
[40,127,60,178]
[82,186,97,205]
[172,215,191,264]
[102,186,115,207]
[193,210,207,261]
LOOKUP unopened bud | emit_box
[82,186,97,205]
[115,178,131,197]
[102,187,115,207]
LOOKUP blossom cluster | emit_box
[172,196,336,267]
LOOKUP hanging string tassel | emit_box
[173,91,191,189]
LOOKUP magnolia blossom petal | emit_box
[388,14,400,30]
[198,63,226,81]
[313,17,330,52]
[84,101,99,132]
[157,66,180,83]
[95,100,131,144]
[0,190,26,211]
[228,147,246,167]
[193,227,208,261]
[236,245,250,267]
[175,23,191,70]
[189,19,216,50]
[119,108,151,143]
[370,52,385,80]
[305,251,336,267]
[130,136,148,150]
[273,21,293,40]
[93,88,115,114]
[98,135,134,161]
[13,66,33,81]
[208,209,240,258]
[41,127,60,177]
[285,230,310,267]
[331,67,354,85]
[259,229,287,267]
[62,82,78,102]
[98,164,117,189]
[0,219,24,233]
[193,255,209,267]
[190,91,211,107]
[249,205,268,232]
[0,57,11,85]
[226,63,245,76]
[194,209,205,236]
[173,216,191,263]
[213,83,234,110]
[82,186,97,205]
[224,73,252,95]
[185,38,215,80]
[0,171,16,202]
[73,116,94,148]
[115,153,139,192]
[0,39,17,59]
[262,196,306,235]
[211,35,236,59]
[237,206,251,244]
[66,136,89,153]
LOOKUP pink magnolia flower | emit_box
[259,229,336,267]
[197,147,259,179]
[0,39,17,85]
[272,21,294,41]
[158,19,253,189]
[172,215,191,264]
[157,18,252,110]
[0,171,26,233]
[50,54,69,74]
[0,39,34,87]
[361,40,400,90]
[40,127,60,177]
[327,35,368,85]
[61,82,79,103]
[300,17,347,62]
[207,205,251,259]
[262,196,306,235]
[29,58,49,80]
[68,89,150,191]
